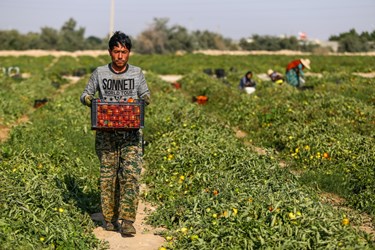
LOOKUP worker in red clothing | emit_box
[285,58,311,87]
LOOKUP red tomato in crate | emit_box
[114,108,120,115]
[133,106,140,115]
[107,109,113,115]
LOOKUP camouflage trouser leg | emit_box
[95,130,143,222]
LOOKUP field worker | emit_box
[285,58,311,87]
[239,71,257,94]
[267,69,284,85]
[80,31,150,236]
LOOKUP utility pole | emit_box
[109,0,115,36]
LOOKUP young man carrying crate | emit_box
[80,31,150,237]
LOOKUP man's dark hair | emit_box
[108,31,132,51]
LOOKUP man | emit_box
[285,58,311,87]
[80,31,150,236]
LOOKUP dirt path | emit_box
[91,184,165,250]
[0,115,29,142]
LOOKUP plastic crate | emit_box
[91,99,144,130]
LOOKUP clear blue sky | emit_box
[1,0,374,41]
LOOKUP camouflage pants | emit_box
[95,130,143,222]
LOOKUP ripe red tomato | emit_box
[133,106,140,114]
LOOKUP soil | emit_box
[91,185,165,250]
[0,115,29,142]
[0,125,10,142]
[353,72,375,78]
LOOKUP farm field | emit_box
[0,52,374,249]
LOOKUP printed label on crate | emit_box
[91,99,144,130]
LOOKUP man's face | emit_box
[109,43,130,70]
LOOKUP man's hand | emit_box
[84,95,93,107]
[142,95,151,105]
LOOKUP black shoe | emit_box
[105,221,120,231]
[120,220,136,235]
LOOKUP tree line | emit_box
[0,18,374,54]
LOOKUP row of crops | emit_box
[0,53,374,249]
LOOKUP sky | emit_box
[1,0,374,42]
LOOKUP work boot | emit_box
[105,221,120,231]
[120,220,136,236]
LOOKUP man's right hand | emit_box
[142,95,151,105]
[84,95,94,107]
